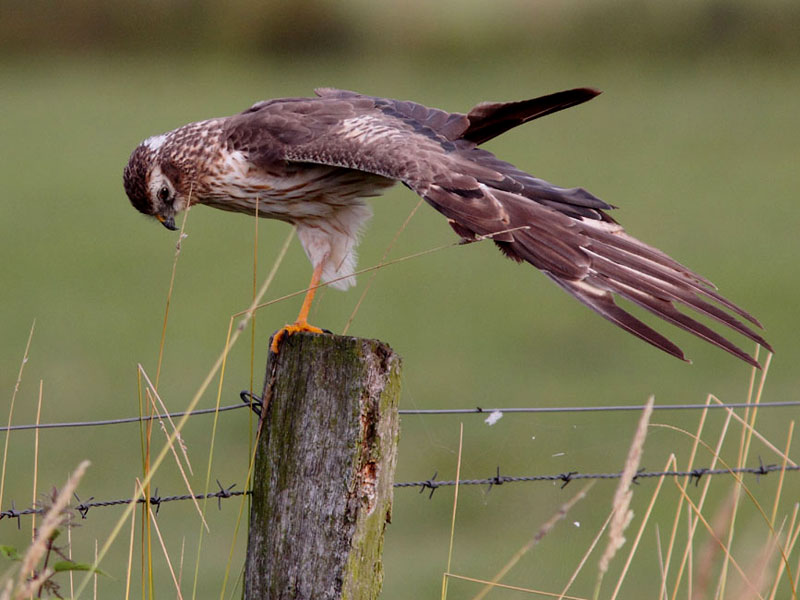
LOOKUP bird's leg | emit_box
[270,262,326,353]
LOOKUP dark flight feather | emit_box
[462,87,602,145]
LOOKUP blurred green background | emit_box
[1,1,799,598]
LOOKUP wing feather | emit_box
[223,88,769,366]
[463,87,602,145]
[547,275,689,361]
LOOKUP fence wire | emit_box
[0,482,247,528]
[2,396,799,432]
[2,461,796,525]
[3,391,796,524]
[395,462,799,498]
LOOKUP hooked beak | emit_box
[156,215,178,231]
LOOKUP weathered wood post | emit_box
[244,332,402,600]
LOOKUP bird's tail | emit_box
[500,189,770,366]
[423,177,770,367]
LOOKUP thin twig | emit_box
[1,320,36,510]
[441,423,464,600]
[342,197,424,335]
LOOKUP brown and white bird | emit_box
[123,87,770,365]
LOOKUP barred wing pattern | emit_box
[225,88,769,367]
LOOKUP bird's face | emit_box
[144,163,186,231]
[123,137,190,231]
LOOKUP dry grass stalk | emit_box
[178,537,185,594]
[686,509,693,600]
[138,364,208,532]
[659,418,793,597]
[69,230,294,599]
[124,482,138,600]
[768,502,800,600]
[793,509,800,598]
[708,397,796,467]
[672,479,763,598]
[248,200,260,394]
[447,572,588,600]
[668,400,736,599]
[732,526,782,600]
[67,511,74,598]
[597,395,654,586]
[469,482,594,600]
[658,394,721,600]
[1,320,36,511]
[687,421,796,596]
[247,228,527,315]
[93,539,98,600]
[770,421,795,527]
[192,228,294,599]
[718,355,774,600]
[31,381,43,544]
[139,365,192,472]
[609,453,677,600]
[16,570,51,600]
[154,203,190,389]
[217,408,266,600]
[5,460,90,600]
[656,525,666,600]
[138,478,185,600]
[559,500,613,600]
[343,197,424,334]
[441,423,464,600]
[691,485,738,600]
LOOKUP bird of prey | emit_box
[123,87,770,365]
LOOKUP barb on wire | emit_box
[393,461,799,494]
[1,483,247,523]
[417,471,440,499]
[3,400,800,433]
[3,462,797,523]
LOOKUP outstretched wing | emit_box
[224,88,770,367]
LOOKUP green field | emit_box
[1,48,798,598]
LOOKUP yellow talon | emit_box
[270,321,325,353]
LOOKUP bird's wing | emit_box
[460,87,602,145]
[224,90,770,366]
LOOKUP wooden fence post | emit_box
[244,332,402,600]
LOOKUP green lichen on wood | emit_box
[342,346,401,600]
[244,332,401,600]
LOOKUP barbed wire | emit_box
[2,394,799,433]
[396,461,799,498]
[0,481,246,528]
[2,461,796,524]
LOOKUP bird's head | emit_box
[123,134,190,231]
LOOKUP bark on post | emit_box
[244,332,402,600]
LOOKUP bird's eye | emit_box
[157,186,171,202]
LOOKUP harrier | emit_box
[123,87,770,365]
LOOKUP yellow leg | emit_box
[270,263,326,353]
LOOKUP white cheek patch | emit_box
[147,165,165,199]
[144,134,168,152]
[147,164,183,213]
